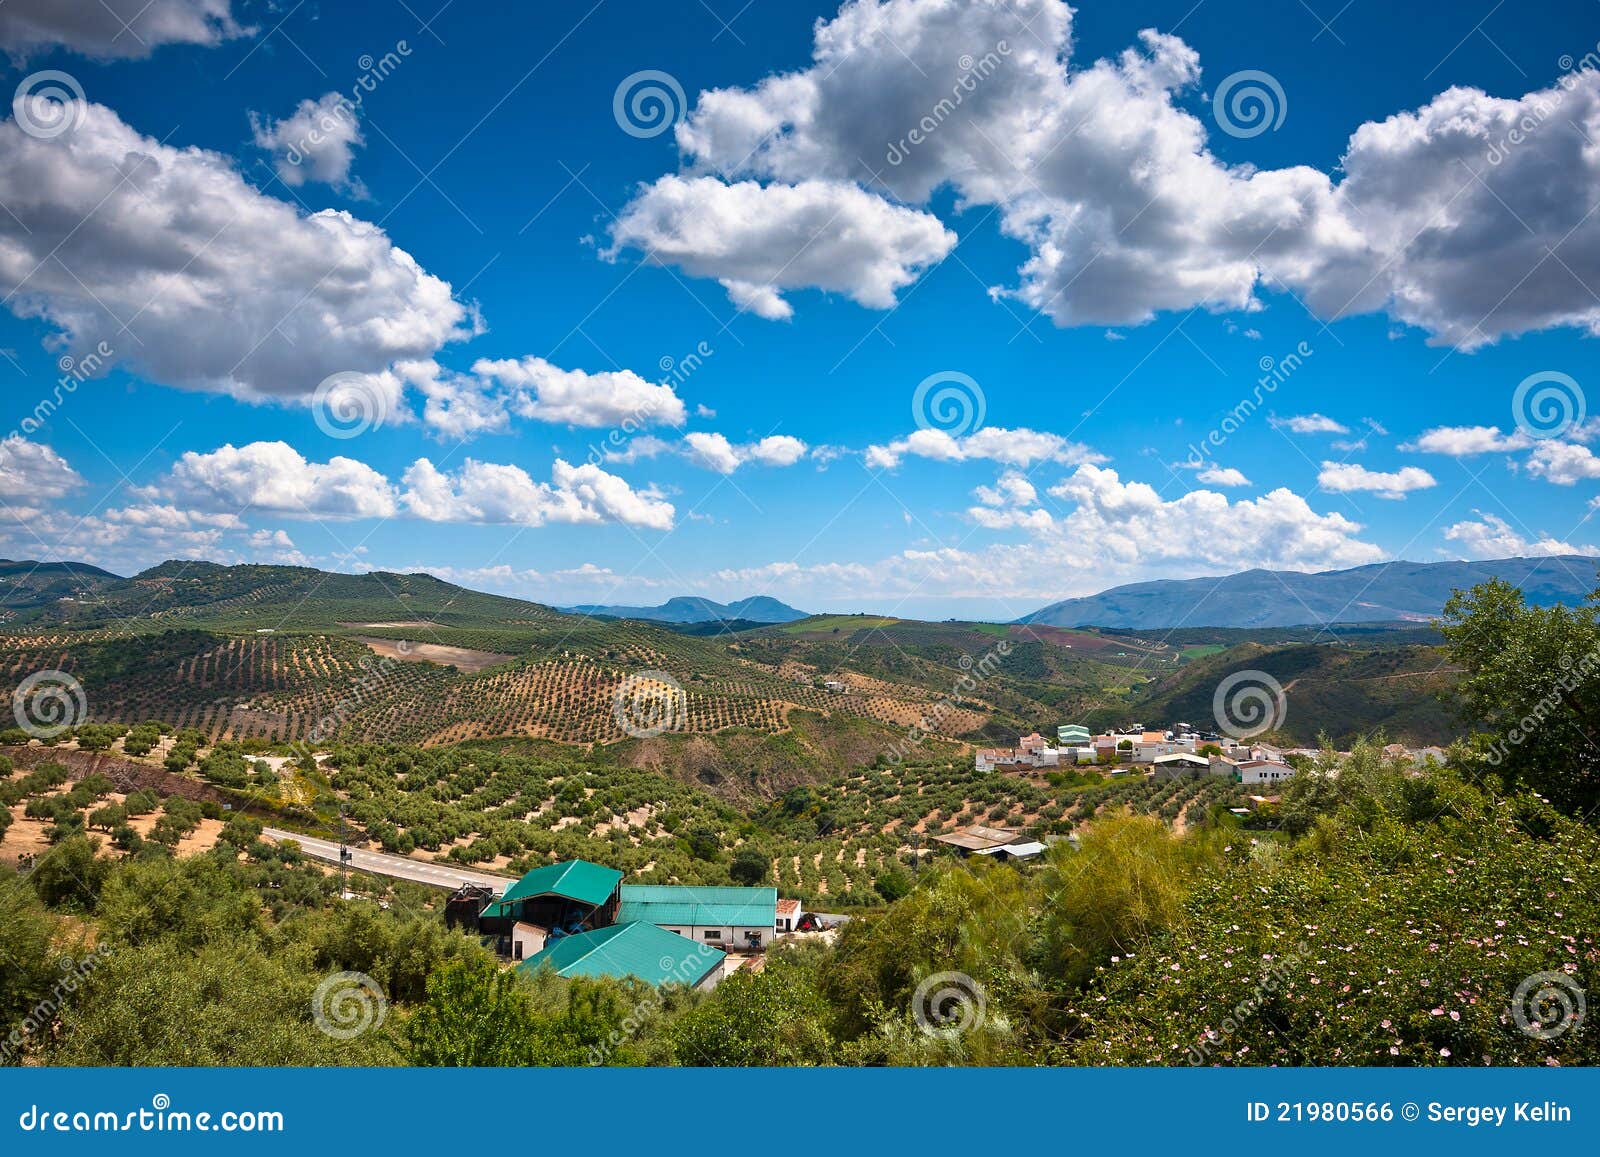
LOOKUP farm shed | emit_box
[1152,752,1211,779]
[929,824,1022,856]
[618,884,778,952]
[479,859,623,957]
[972,840,1046,862]
[517,921,726,989]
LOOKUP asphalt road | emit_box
[263,828,513,894]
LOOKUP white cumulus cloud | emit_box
[607,176,955,319]
[1317,462,1438,500]
[1444,512,1598,559]
[611,0,1600,348]
[401,458,674,531]
[0,102,473,401]
[0,0,247,59]
[251,92,366,194]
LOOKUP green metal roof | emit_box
[516,922,724,987]
[497,859,623,910]
[617,884,777,928]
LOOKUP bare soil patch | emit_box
[354,636,512,673]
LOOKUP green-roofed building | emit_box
[478,859,624,960]
[516,921,726,989]
[618,884,778,953]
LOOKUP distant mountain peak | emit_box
[561,595,809,625]
[1019,556,1600,630]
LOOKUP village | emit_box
[976,724,1446,784]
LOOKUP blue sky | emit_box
[1,0,1598,620]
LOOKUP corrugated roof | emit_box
[930,824,1019,851]
[517,922,724,987]
[617,884,777,928]
[497,859,623,909]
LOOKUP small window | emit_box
[703,930,722,940]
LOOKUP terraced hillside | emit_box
[0,562,1464,775]
[0,565,1044,770]
[0,735,1253,908]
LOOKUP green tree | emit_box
[1440,577,1600,816]
[730,848,768,885]
[0,877,63,1064]
[686,825,720,861]
[667,958,834,1066]
[405,957,545,1066]
[28,836,109,910]
[874,867,913,903]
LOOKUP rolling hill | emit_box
[1085,641,1459,746]
[0,559,122,619]
[1019,555,1600,629]
[0,559,1494,788]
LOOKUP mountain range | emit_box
[560,595,809,624]
[1017,556,1600,630]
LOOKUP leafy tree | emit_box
[1034,815,1200,989]
[1441,577,1600,816]
[667,957,834,1066]
[406,957,544,1065]
[686,825,720,861]
[0,876,63,1064]
[28,836,109,910]
[95,855,264,950]
[874,867,913,903]
[88,803,127,832]
[730,848,768,885]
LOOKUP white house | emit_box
[1136,734,1197,763]
[774,898,802,934]
[1237,759,1294,786]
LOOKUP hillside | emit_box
[0,559,122,620]
[0,564,1035,790]
[1020,555,1600,629]
[0,560,1477,785]
[561,595,809,624]
[1087,641,1459,745]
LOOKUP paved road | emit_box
[263,829,513,894]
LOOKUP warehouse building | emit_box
[617,884,778,953]
[515,921,726,990]
[478,861,780,977]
